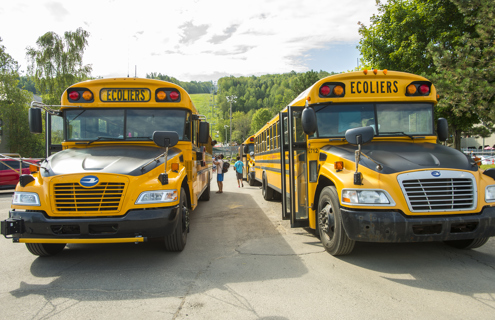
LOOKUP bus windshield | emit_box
[314,103,433,137]
[246,144,254,153]
[66,108,187,141]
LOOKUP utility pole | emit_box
[224,125,229,146]
[226,95,237,147]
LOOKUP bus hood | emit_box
[41,146,181,177]
[321,142,476,174]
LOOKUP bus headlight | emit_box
[135,190,178,204]
[341,189,395,206]
[485,185,495,202]
[12,192,41,206]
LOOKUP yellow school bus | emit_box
[1,78,213,256]
[255,70,495,255]
[238,135,257,185]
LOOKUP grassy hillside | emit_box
[190,94,221,140]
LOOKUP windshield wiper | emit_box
[86,136,121,145]
[381,132,414,139]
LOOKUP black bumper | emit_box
[341,206,495,242]
[1,206,179,241]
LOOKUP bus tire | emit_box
[26,243,66,257]
[199,174,210,201]
[164,188,188,251]
[317,186,355,256]
[248,172,255,186]
[444,237,489,250]
[262,174,273,200]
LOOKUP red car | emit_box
[0,159,40,190]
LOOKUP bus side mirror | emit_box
[301,106,317,135]
[29,108,43,134]
[199,122,209,144]
[345,126,374,145]
[437,118,448,141]
[243,145,249,153]
[153,131,179,147]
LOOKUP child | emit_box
[234,156,244,187]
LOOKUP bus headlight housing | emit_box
[485,185,495,202]
[12,192,41,206]
[342,189,395,206]
[135,190,178,204]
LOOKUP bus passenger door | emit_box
[280,107,309,227]
[47,113,63,156]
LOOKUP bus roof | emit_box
[242,135,255,145]
[61,77,198,114]
[288,70,437,107]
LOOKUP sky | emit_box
[0,0,379,82]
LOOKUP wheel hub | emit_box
[319,203,335,239]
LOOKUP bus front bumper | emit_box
[1,206,179,243]
[340,206,495,242]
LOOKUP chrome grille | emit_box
[398,171,476,212]
[54,183,125,212]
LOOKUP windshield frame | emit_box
[312,102,435,139]
[64,108,190,142]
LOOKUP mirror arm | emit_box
[354,138,363,185]
[30,101,74,116]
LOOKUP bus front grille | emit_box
[401,178,475,212]
[53,183,125,212]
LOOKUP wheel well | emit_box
[181,176,191,209]
[312,175,335,212]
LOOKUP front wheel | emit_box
[444,237,489,249]
[317,186,355,256]
[164,188,189,251]
[26,243,66,257]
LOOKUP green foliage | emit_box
[17,76,38,94]
[251,108,273,134]
[26,28,92,105]
[428,0,495,148]
[147,73,213,94]
[0,38,44,157]
[357,0,471,74]
[357,0,495,150]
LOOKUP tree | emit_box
[357,0,471,75]
[0,38,44,157]
[26,28,92,105]
[231,110,254,144]
[428,0,495,149]
[357,0,491,150]
[292,70,320,96]
[251,108,273,134]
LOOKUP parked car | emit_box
[0,159,40,189]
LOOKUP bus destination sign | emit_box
[100,88,151,102]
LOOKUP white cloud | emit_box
[0,0,378,81]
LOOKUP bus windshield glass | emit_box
[66,109,187,141]
[246,144,254,153]
[314,103,433,137]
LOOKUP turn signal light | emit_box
[334,161,344,170]
[333,85,344,96]
[157,90,167,101]
[171,163,179,171]
[82,91,93,101]
[407,84,417,95]
[29,165,38,173]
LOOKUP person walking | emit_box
[213,154,224,193]
[234,156,244,188]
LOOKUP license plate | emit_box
[100,88,151,102]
